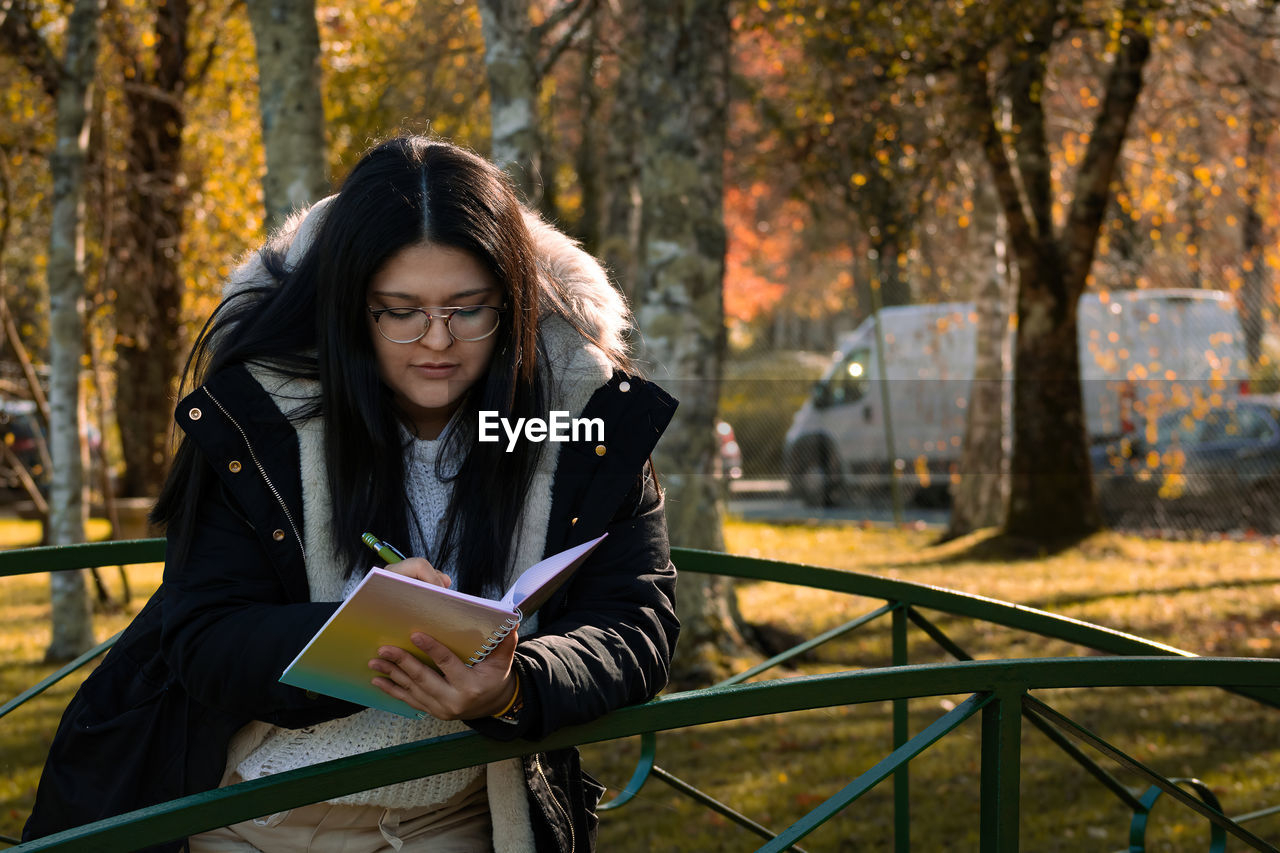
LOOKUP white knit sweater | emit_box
[236,426,482,808]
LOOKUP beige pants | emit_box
[188,779,492,853]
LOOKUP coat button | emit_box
[188,407,202,420]
[228,460,242,473]
[594,444,606,456]
[272,529,286,541]
[305,690,318,700]
[571,517,579,526]
[619,381,631,392]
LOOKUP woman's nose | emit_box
[419,315,454,349]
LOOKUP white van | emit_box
[1078,288,1250,437]
[782,289,1250,505]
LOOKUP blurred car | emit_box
[0,399,104,506]
[0,399,49,499]
[1091,394,1280,532]
[713,418,743,480]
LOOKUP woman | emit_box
[24,137,679,852]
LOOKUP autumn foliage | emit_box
[0,0,1276,512]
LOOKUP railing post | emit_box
[980,688,1023,852]
[892,605,909,852]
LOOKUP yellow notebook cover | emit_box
[280,533,606,718]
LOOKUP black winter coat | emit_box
[23,363,679,853]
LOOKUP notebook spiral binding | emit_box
[467,610,522,665]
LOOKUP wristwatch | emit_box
[492,673,523,724]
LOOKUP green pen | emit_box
[361,532,407,564]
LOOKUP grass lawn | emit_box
[2,519,1278,850]
[0,517,155,844]
[582,522,1280,852]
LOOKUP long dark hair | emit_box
[155,137,552,596]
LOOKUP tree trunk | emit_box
[1241,100,1267,366]
[113,0,189,499]
[574,22,601,254]
[871,228,910,308]
[862,168,911,308]
[995,13,1085,541]
[598,80,643,302]
[1239,0,1277,367]
[1005,254,1098,538]
[477,0,543,206]
[245,0,329,232]
[597,8,644,302]
[45,0,102,661]
[966,1,1151,541]
[946,193,1010,538]
[632,0,740,685]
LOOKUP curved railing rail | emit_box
[0,540,166,725]
[1,541,1276,852]
[0,539,167,577]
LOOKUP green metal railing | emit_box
[1,541,1277,851]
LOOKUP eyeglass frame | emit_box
[366,303,507,344]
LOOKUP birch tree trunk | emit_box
[632,0,741,684]
[477,0,543,206]
[946,189,1010,538]
[46,0,101,661]
[245,0,329,232]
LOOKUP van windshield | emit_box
[823,348,871,406]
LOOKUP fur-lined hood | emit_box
[224,195,632,370]
[220,196,630,603]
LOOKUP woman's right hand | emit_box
[384,557,451,588]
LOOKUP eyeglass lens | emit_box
[375,306,501,343]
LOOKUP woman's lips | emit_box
[412,363,459,379]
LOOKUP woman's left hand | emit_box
[368,630,519,720]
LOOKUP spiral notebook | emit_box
[280,533,607,718]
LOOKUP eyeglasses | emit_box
[367,304,506,344]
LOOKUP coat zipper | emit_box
[533,754,575,853]
[203,387,306,561]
